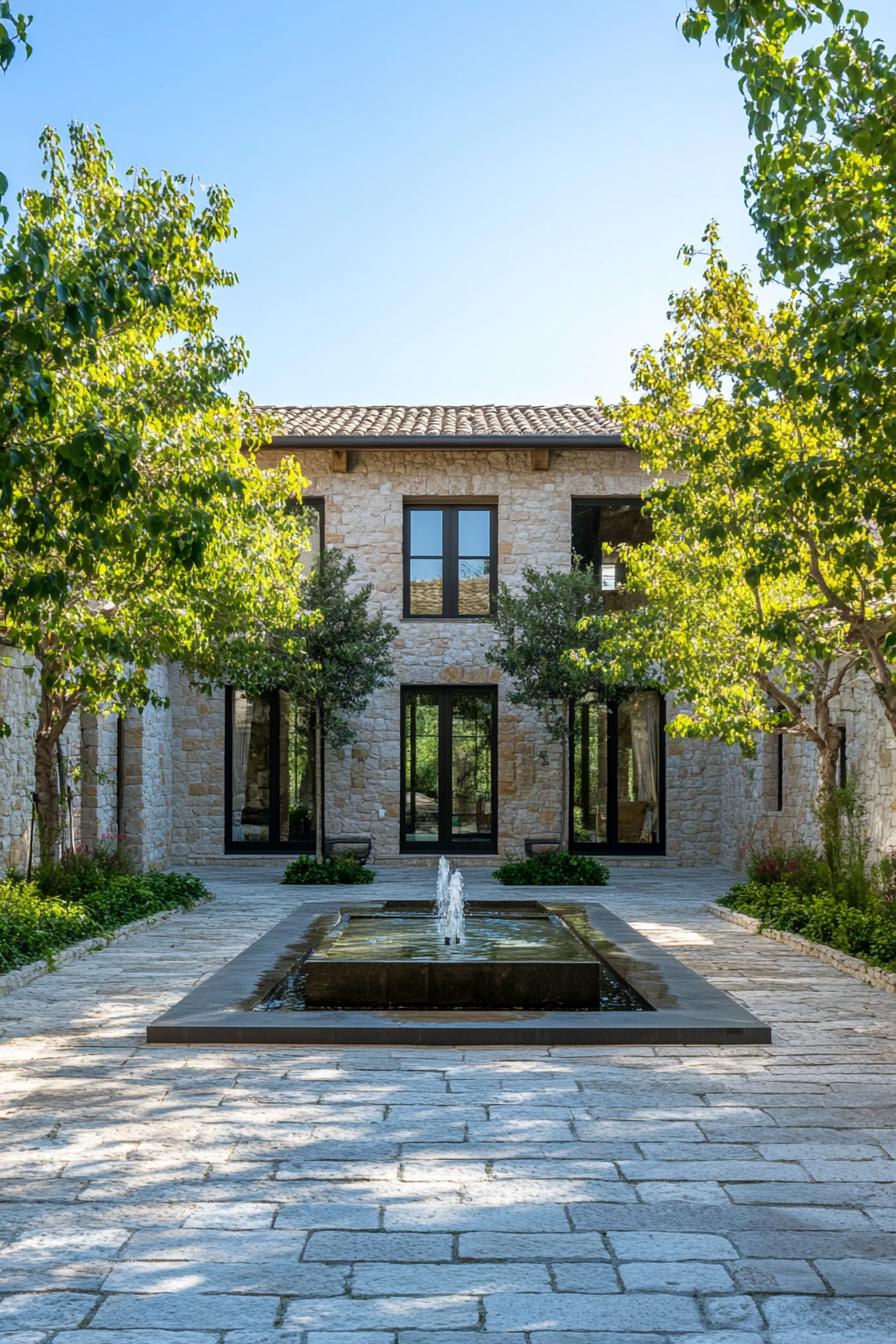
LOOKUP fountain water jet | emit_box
[435,856,465,945]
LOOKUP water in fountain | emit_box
[435,855,451,928]
[435,856,466,946]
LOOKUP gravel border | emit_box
[0,897,212,997]
[706,900,896,995]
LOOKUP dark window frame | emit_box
[403,500,498,619]
[568,690,666,855]
[776,731,785,812]
[224,686,321,854]
[400,684,499,853]
[836,724,847,789]
[571,495,647,582]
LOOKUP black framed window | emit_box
[293,496,324,565]
[404,502,497,618]
[571,498,651,609]
[225,687,318,852]
[401,685,498,852]
[836,724,847,788]
[571,690,665,853]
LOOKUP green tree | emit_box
[680,2,896,547]
[0,125,313,859]
[487,566,607,850]
[255,548,396,862]
[591,227,885,827]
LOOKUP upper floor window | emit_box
[291,496,323,568]
[404,502,497,618]
[571,498,651,608]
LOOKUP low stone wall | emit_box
[707,900,896,995]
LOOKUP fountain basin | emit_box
[304,904,602,1010]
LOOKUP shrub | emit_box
[872,849,896,914]
[720,879,896,973]
[493,851,610,886]
[0,868,209,975]
[33,844,135,901]
[282,855,375,885]
[745,845,828,897]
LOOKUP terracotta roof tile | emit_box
[257,404,620,441]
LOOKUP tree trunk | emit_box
[314,704,324,863]
[34,714,62,867]
[817,729,844,877]
[34,667,79,867]
[557,727,569,853]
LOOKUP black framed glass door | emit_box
[401,686,498,852]
[571,690,664,853]
[225,687,317,852]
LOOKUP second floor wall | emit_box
[258,443,651,669]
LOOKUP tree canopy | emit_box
[488,565,607,848]
[0,124,312,859]
[681,2,896,549]
[254,547,396,860]
[589,224,887,811]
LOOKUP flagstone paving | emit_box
[2,863,896,1344]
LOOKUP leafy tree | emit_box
[680,3,896,566]
[591,227,884,824]
[487,566,606,850]
[255,548,396,862]
[0,125,312,859]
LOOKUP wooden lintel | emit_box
[331,448,350,473]
[530,447,551,471]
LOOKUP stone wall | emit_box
[2,440,894,873]
[169,445,729,863]
[718,669,896,869]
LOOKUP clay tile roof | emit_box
[257,404,621,442]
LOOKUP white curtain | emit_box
[231,691,252,841]
[630,692,659,842]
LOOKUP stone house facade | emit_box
[1,404,894,872]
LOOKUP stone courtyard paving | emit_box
[2,865,896,1344]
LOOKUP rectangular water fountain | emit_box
[303,905,604,1010]
[147,859,771,1046]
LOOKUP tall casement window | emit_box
[571,690,664,852]
[223,500,324,853]
[296,496,323,564]
[401,686,498,852]
[571,498,651,608]
[225,689,317,852]
[404,502,497,618]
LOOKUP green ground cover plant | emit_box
[720,879,896,974]
[493,852,610,886]
[282,855,374,885]
[0,853,208,974]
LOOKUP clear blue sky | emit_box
[4,1,896,406]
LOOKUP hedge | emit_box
[0,869,209,975]
[493,851,610,886]
[720,880,896,972]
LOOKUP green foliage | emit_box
[32,844,135,901]
[872,849,896,909]
[812,777,870,905]
[493,852,610,887]
[252,546,396,862]
[678,4,896,732]
[282,855,375,885]
[746,844,829,898]
[0,124,311,857]
[0,866,209,974]
[488,566,607,740]
[0,4,30,75]
[721,879,896,972]
[585,227,879,834]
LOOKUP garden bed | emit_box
[0,853,210,986]
[707,900,896,995]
